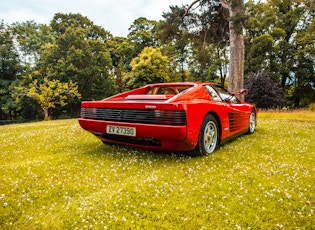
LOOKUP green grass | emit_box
[1,111,314,229]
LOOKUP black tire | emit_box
[190,114,219,156]
[248,111,256,134]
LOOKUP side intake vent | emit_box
[228,112,248,132]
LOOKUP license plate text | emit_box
[106,125,136,137]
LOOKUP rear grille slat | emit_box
[81,108,186,125]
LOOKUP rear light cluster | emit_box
[81,108,186,126]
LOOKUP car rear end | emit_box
[78,99,191,151]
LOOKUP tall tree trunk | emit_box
[221,0,245,101]
[228,17,244,100]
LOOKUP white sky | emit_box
[0,0,193,37]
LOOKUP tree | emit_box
[128,17,159,56]
[161,3,230,84]
[107,36,135,92]
[220,0,245,98]
[160,5,195,82]
[11,21,56,65]
[244,70,284,109]
[245,0,315,107]
[183,0,246,100]
[0,21,23,120]
[24,76,81,120]
[1,14,120,121]
[115,58,125,93]
[125,47,170,89]
[47,13,116,101]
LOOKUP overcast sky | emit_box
[0,0,193,37]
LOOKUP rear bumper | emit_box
[78,118,194,152]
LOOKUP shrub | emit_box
[245,70,284,109]
[308,102,315,111]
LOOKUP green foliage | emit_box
[192,0,230,45]
[248,34,274,69]
[46,13,116,101]
[11,21,56,65]
[107,36,134,71]
[308,103,315,111]
[125,47,170,89]
[128,17,159,54]
[0,23,22,80]
[0,22,23,120]
[1,111,315,228]
[190,44,229,85]
[159,5,192,82]
[245,0,315,107]
[160,2,230,85]
[25,77,81,120]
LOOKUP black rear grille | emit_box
[81,108,186,125]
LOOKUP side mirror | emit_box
[233,89,248,95]
[239,89,248,95]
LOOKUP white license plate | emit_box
[106,125,136,137]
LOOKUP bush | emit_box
[308,102,315,111]
[245,70,284,109]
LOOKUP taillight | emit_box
[154,110,186,125]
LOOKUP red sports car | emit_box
[78,82,257,156]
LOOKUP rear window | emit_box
[148,86,191,95]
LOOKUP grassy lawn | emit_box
[1,111,314,229]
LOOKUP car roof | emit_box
[145,82,216,87]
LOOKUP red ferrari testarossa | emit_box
[78,82,257,156]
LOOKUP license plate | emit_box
[106,125,136,137]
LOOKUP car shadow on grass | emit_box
[77,140,193,162]
[77,128,262,163]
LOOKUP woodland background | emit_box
[0,0,314,121]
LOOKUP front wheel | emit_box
[190,114,219,156]
[248,111,256,134]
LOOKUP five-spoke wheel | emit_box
[191,114,219,156]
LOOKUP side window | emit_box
[211,85,240,103]
[205,85,222,102]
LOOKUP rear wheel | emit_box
[190,114,219,156]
